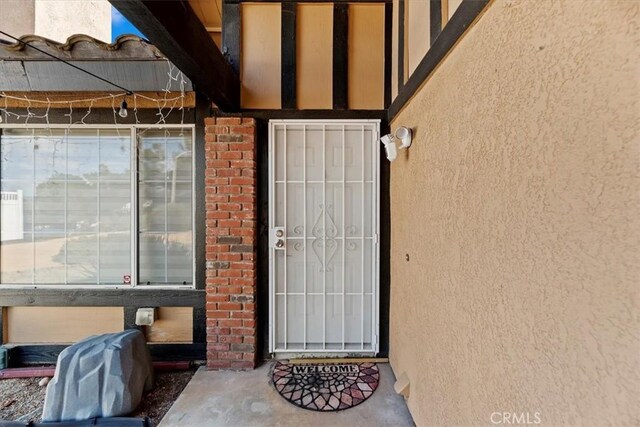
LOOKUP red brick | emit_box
[218,203,241,211]
[206,294,229,302]
[206,115,257,370]
[230,311,254,319]
[218,351,243,360]
[216,285,243,294]
[218,185,242,194]
[219,335,243,344]
[231,327,254,335]
[216,117,242,125]
[206,310,230,319]
[229,125,254,135]
[207,211,230,220]
[205,125,229,134]
[219,269,242,278]
[207,327,230,335]
[217,317,243,327]
[209,343,230,352]
[228,143,254,151]
[218,253,242,261]
[218,302,242,311]
[217,169,241,177]
[218,151,243,160]
[207,160,230,168]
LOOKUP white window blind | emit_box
[0,127,194,287]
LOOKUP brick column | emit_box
[204,116,257,369]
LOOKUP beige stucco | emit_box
[34,0,112,43]
[389,0,640,425]
[0,1,36,38]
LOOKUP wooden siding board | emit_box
[407,0,430,77]
[348,4,385,109]
[241,3,282,109]
[147,307,193,343]
[391,0,399,101]
[6,307,123,344]
[297,3,333,109]
[387,0,490,121]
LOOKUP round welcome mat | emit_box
[272,361,379,412]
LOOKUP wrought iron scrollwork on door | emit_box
[311,204,338,272]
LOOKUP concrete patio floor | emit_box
[159,362,414,427]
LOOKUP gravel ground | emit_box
[0,369,196,426]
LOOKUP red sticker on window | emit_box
[123,275,131,285]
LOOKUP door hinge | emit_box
[372,334,378,346]
[373,233,379,244]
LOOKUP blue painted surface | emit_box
[111,6,145,42]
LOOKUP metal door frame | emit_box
[268,119,380,355]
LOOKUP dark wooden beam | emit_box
[0,306,4,345]
[228,0,389,3]
[0,288,205,307]
[109,0,240,111]
[333,3,349,110]
[216,109,386,121]
[124,307,143,331]
[388,0,490,121]
[193,307,207,343]
[281,2,297,109]
[430,0,442,46]
[397,0,405,91]
[194,92,209,291]
[222,0,241,76]
[378,121,390,357]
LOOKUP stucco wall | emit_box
[0,1,36,38]
[34,0,111,42]
[389,0,640,425]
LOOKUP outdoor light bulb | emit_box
[119,100,128,118]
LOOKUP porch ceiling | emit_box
[109,0,240,111]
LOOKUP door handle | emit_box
[272,227,286,250]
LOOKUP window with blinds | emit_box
[0,127,194,287]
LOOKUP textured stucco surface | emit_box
[389,0,640,425]
[34,0,111,43]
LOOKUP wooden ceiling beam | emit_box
[109,0,240,111]
[0,91,196,109]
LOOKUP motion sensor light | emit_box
[395,126,412,149]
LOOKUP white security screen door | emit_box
[269,120,380,354]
